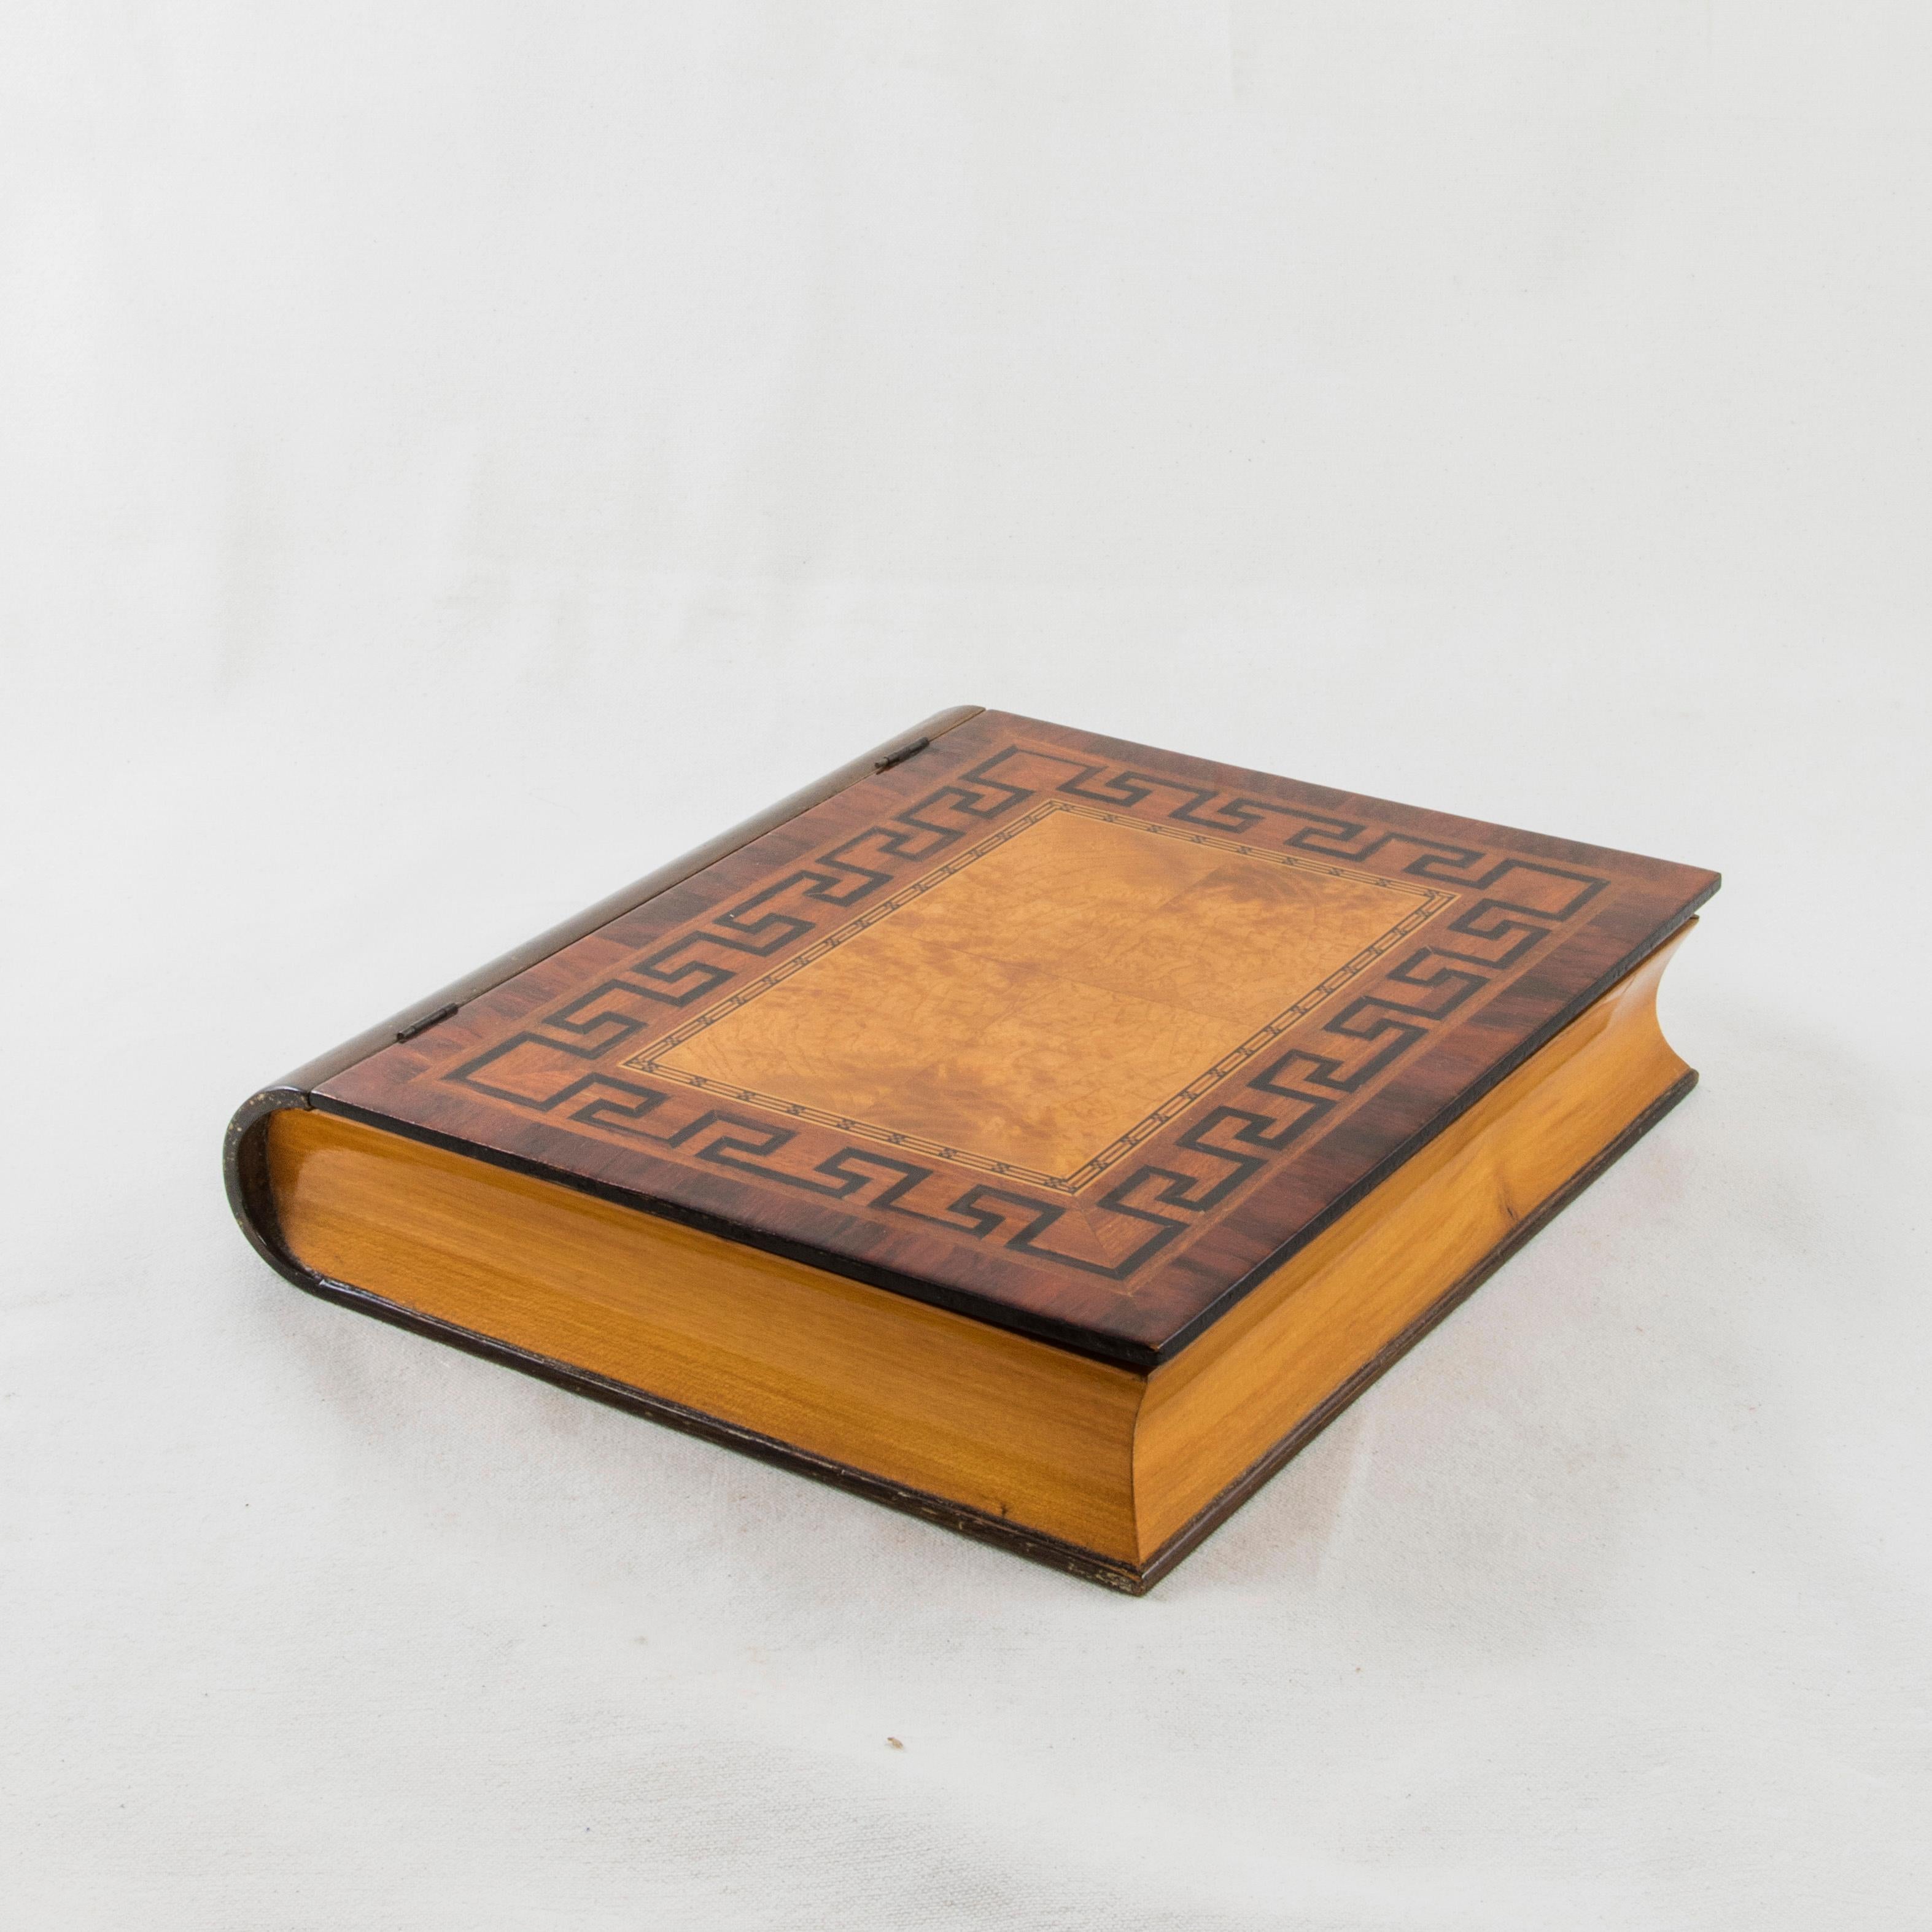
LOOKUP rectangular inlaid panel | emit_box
[624,803,1437,1190]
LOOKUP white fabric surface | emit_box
[5,7,1930,1926]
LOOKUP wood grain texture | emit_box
[269,1105,1146,1559]
[270,931,1696,1583]
[316,710,1720,1365]
[1130,924,1692,1558]
[650,805,1426,1185]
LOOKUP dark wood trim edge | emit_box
[1132,1065,1701,1593]
[223,1088,311,1292]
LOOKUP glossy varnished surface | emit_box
[319,711,1719,1363]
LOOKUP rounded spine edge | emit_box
[223,1087,318,1292]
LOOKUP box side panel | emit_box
[266,1110,1144,1561]
[1131,929,1694,1560]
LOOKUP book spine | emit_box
[223,706,983,1291]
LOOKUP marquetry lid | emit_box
[319,711,1718,1366]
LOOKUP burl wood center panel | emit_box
[627,805,1422,1188]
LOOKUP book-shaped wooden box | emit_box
[225,707,1717,1593]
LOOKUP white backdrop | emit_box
[5,6,1929,1927]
